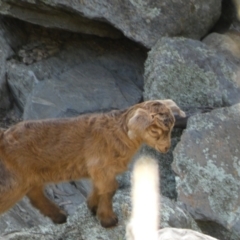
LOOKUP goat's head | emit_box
[127,100,185,153]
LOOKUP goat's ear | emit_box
[127,108,152,139]
[160,99,186,117]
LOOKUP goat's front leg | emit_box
[87,185,100,215]
[89,169,119,228]
[97,188,118,228]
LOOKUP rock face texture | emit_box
[5,27,146,120]
[172,103,240,240]
[0,0,221,48]
[144,37,240,108]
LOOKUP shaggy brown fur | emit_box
[0,99,185,228]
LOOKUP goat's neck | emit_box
[119,108,144,150]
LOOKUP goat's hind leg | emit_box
[0,192,27,215]
[0,162,26,214]
[0,183,27,215]
[27,185,67,224]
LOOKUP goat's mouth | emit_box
[156,145,170,154]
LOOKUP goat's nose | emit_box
[164,146,170,152]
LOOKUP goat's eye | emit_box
[149,127,161,139]
[150,125,158,132]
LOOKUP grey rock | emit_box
[144,37,240,108]
[6,32,145,120]
[0,0,122,40]
[202,31,240,61]
[0,17,28,53]
[23,63,142,120]
[0,0,221,48]
[160,196,200,231]
[172,103,240,239]
[230,0,240,32]
[0,19,21,110]
[7,62,37,112]
[44,180,91,216]
[158,227,219,240]
[0,197,52,237]
[0,45,10,110]
[0,188,200,240]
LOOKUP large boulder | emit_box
[0,0,221,48]
[172,103,240,240]
[144,37,240,109]
[6,27,146,120]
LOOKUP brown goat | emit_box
[0,99,185,228]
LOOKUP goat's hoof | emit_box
[90,206,98,215]
[51,212,67,224]
[100,215,118,228]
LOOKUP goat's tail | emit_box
[126,155,160,240]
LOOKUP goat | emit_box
[0,99,185,227]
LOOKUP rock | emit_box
[158,227,219,240]
[0,197,52,236]
[144,37,240,109]
[202,31,240,60]
[5,28,146,119]
[0,0,221,48]
[231,0,240,31]
[0,43,10,110]
[23,63,142,120]
[0,16,46,111]
[160,196,200,231]
[44,180,92,216]
[172,103,240,240]
[0,18,22,110]
[7,62,37,112]
[0,188,200,239]
[0,0,122,40]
